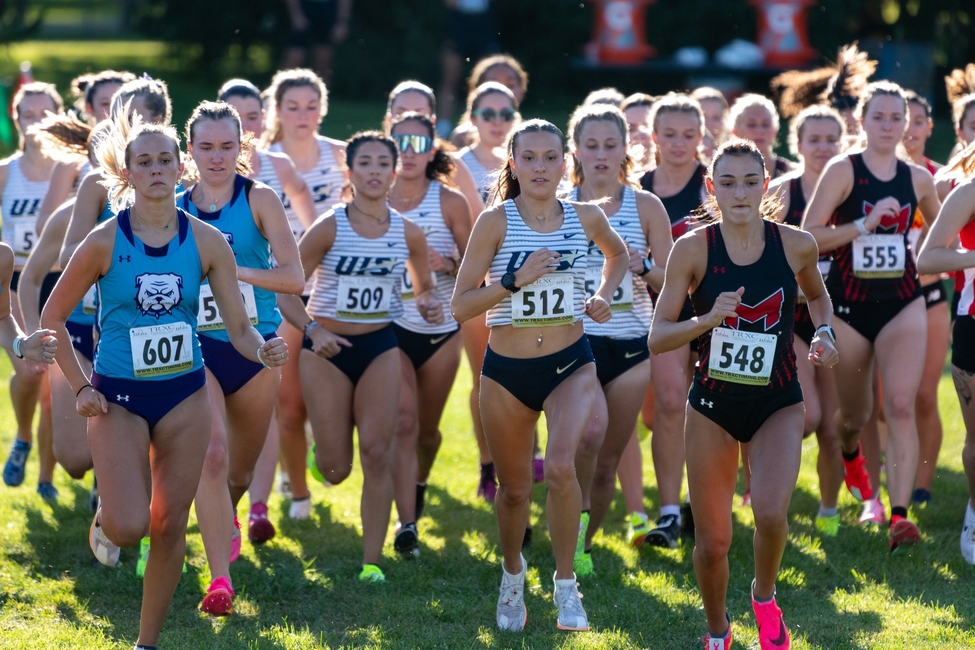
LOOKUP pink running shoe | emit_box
[229,515,242,563]
[858,497,887,525]
[703,614,733,649]
[200,576,234,616]
[751,581,790,649]
[248,502,276,544]
[889,516,920,552]
[533,456,544,483]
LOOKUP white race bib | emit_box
[82,286,97,315]
[512,273,575,328]
[852,234,905,279]
[336,275,395,320]
[129,322,194,377]
[585,265,633,312]
[197,282,259,331]
[13,222,35,256]
[707,327,777,386]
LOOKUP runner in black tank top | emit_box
[649,140,836,649]
[641,163,706,239]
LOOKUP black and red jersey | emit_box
[692,220,797,395]
[783,177,806,227]
[641,163,706,239]
[826,153,920,303]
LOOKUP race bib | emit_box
[197,282,259,331]
[129,321,193,378]
[512,273,575,328]
[82,286,97,315]
[13,222,35,256]
[852,234,905,279]
[336,275,395,320]
[707,328,776,386]
[585,265,633,312]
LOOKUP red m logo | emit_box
[723,288,784,331]
[863,201,912,234]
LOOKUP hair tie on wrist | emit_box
[257,345,269,368]
[76,384,92,398]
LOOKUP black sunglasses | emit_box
[471,108,516,123]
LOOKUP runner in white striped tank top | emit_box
[456,81,518,203]
[565,104,677,571]
[451,120,627,632]
[1,153,50,266]
[386,112,474,556]
[277,132,443,583]
[269,135,345,239]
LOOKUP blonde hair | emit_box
[567,104,637,188]
[787,105,845,158]
[12,82,64,149]
[111,76,172,126]
[650,92,705,134]
[855,81,907,121]
[263,68,328,146]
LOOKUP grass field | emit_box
[1,351,975,649]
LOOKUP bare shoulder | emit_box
[776,220,818,255]
[439,182,468,208]
[633,187,666,212]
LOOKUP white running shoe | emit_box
[89,504,120,567]
[553,573,589,631]
[289,497,311,520]
[858,497,887,525]
[496,554,528,631]
[962,501,975,565]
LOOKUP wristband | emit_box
[854,217,869,237]
[257,345,269,368]
[814,325,836,342]
[304,320,321,337]
[12,336,23,359]
[76,384,92,398]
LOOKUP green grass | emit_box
[2,352,975,649]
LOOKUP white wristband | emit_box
[854,217,870,237]
[12,336,23,359]
[257,345,268,368]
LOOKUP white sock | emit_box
[660,504,682,524]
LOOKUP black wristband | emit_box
[76,384,93,398]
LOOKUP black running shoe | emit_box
[645,514,680,548]
[416,483,427,519]
[680,501,695,540]
[394,522,420,559]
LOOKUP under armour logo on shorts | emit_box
[700,398,713,408]
[117,395,130,402]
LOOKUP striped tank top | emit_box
[574,186,653,338]
[460,147,497,202]
[486,199,588,328]
[394,181,458,334]
[307,205,408,324]
[268,136,345,239]
[2,152,50,264]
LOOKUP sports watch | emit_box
[814,325,836,342]
[500,272,520,293]
[638,257,653,277]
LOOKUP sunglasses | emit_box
[393,134,433,154]
[472,108,517,123]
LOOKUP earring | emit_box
[511,174,517,180]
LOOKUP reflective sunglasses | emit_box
[393,134,434,154]
[471,108,517,123]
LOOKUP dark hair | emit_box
[389,112,455,185]
[346,130,399,170]
[651,92,705,134]
[218,78,262,104]
[703,138,781,221]
[71,70,135,120]
[111,76,172,125]
[469,54,529,105]
[13,82,64,122]
[620,93,656,112]
[583,87,625,108]
[855,80,907,121]
[263,68,328,146]
[383,81,436,132]
[467,81,516,114]
[493,119,565,202]
[904,90,932,119]
[568,104,636,188]
[184,100,253,177]
[31,113,92,158]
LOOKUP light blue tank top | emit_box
[177,175,280,341]
[93,208,203,380]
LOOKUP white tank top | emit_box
[460,147,497,203]
[268,135,345,239]
[394,181,458,334]
[2,152,50,264]
[307,205,408,324]
[574,186,653,339]
[485,199,588,328]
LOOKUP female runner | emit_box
[451,119,627,631]
[768,105,846,535]
[690,87,728,163]
[178,101,303,614]
[457,82,518,202]
[0,82,63,496]
[802,81,941,550]
[729,94,795,179]
[620,93,655,175]
[567,104,672,576]
[41,114,286,650]
[279,131,443,583]
[386,112,472,550]
[450,54,528,149]
[649,138,837,649]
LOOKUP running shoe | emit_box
[815,514,840,537]
[36,481,58,501]
[3,439,30,487]
[307,445,329,484]
[229,515,242,563]
[842,444,873,502]
[200,576,234,616]
[681,500,695,540]
[858,497,887,525]
[573,512,592,577]
[89,505,120,567]
[888,516,920,552]
[533,455,544,483]
[703,614,733,649]
[88,476,98,513]
[289,496,311,520]
[645,514,680,549]
[248,502,276,544]
[911,488,932,507]
[394,522,420,559]
[136,536,150,578]
[415,483,427,520]
[478,462,497,503]
[359,564,385,583]
[961,501,975,565]
[553,574,589,631]
[741,491,751,508]
[497,554,527,631]
[751,581,790,649]
[277,469,292,499]
[626,511,651,547]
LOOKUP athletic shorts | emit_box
[793,303,814,347]
[688,380,803,443]
[444,9,499,60]
[11,270,61,310]
[952,316,975,373]
[588,334,649,386]
[833,297,922,344]
[481,335,594,412]
[91,366,207,431]
[302,324,398,386]
[392,323,459,370]
[289,0,339,47]
[922,280,948,310]
[66,320,94,363]
[200,332,276,396]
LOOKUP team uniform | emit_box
[826,153,921,343]
[177,175,279,395]
[460,147,496,202]
[91,208,206,429]
[573,186,652,385]
[908,165,949,312]
[783,176,828,347]
[689,221,802,443]
[951,217,975,373]
[303,204,408,385]
[65,199,116,362]
[391,181,461,369]
[267,138,345,241]
[482,199,593,412]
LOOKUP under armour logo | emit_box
[116,395,130,402]
[119,255,131,263]
[837,305,851,314]
[858,178,869,186]
[713,266,726,274]
[70,335,82,345]
[700,398,713,408]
